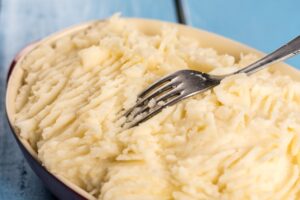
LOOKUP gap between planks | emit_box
[174,0,186,24]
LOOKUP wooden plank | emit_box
[0,0,177,199]
[182,0,300,68]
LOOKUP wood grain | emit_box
[182,0,300,68]
[0,0,177,199]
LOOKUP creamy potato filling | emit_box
[14,16,300,200]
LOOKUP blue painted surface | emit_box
[183,0,300,68]
[1,0,300,199]
[0,1,176,199]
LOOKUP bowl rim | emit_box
[5,17,300,199]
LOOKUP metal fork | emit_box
[123,35,300,128]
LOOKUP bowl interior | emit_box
[5,18,300,199]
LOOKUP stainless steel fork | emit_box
[123,35,300,128]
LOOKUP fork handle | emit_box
[235,35,300,75]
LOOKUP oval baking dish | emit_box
[5,18,300,199]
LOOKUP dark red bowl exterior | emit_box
[5,44,88,200]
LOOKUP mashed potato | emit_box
[14,16,300,200]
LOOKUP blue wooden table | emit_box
[1,0,300,199]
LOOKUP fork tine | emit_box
[155,87,183,103]
[135,79,181,107]
[123,72,180,118]
[138,73,178,98]
[125,94,184,128]
[126,87,183,120]
[123,80,179,118]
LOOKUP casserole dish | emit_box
[5,18,300,199]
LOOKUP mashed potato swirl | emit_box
[14,16,300,200]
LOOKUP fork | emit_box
[123,35,300,128]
